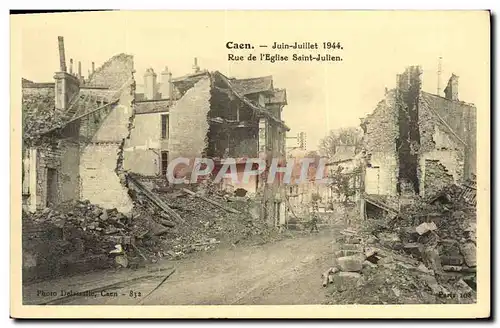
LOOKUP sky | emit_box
[13,11,490,151]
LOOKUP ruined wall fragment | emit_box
[168,76,211,162]
[423,159,454,196]
[86,54,134,90]
[421,91,476,179]
[395,66,422,195]
[79,80,134,213]
[363,91,399,196]
[418,94,466,196]
[123,112,168,176]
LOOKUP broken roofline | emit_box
[173,70,290,131]
[361,88,471,148]
[212,71,289,131]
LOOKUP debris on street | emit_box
[22,177,285,282]
[323,182,477,305]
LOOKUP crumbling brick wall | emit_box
[168,77,211,162]
[86,54,134,90]
[79,82,134,213]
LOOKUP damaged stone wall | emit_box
[363,91,399,196]
[30,140,80,210]
[421,91,476,180]
[418,100,466,197]
[423,159,454,196]
[79,81,134,213]
[123,112,167,176]
[395,66,422,195]
[168,77,211,161]
[464,105,477,178]
[59,141,81,202]
[86,54,134,90]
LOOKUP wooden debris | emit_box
[181,188,241,214]
[160,219,175,228]
[128,175,185,223]
[131,241,148,262]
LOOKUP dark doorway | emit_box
[46,168,58,207]
[161,151,169,177]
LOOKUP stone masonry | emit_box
[168,76,211,161]
[79,75,134,213]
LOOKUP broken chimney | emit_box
[144,68,158,100]
[54,36,80,110]
[160,66,172,100]
[192,57,200,73]
[444,74,459,101]
[58,36,67,72]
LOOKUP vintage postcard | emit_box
[10,10,490,318]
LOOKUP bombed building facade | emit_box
[22,37,289,226]
[124,63,289,226]
[360,65,477,212]
[22,37,135,214]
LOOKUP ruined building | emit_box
[22,37,290,226]
[124,62,289,226]
[125,61,289,195]
[360,66,477,209]
[23,37,137,213]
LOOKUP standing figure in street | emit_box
[310,202,320,233]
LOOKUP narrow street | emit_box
[24,230,339,305]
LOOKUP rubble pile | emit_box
[23,182,283,281]
[124,174,284,261]
[22,200,149,278]
[146,188,282,260]
[22,92,72,140]
[396,184,477,275]
[323,183,476,304]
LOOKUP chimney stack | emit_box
[144,68,158,100]
[160,66,172,100]
[78,61,82,78]
[57,36,67,72]
[54,37,80,110]
[92,62,95,74]
[444,74,459,101]
[192,57,200,73]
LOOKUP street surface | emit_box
[24,230,339,305]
